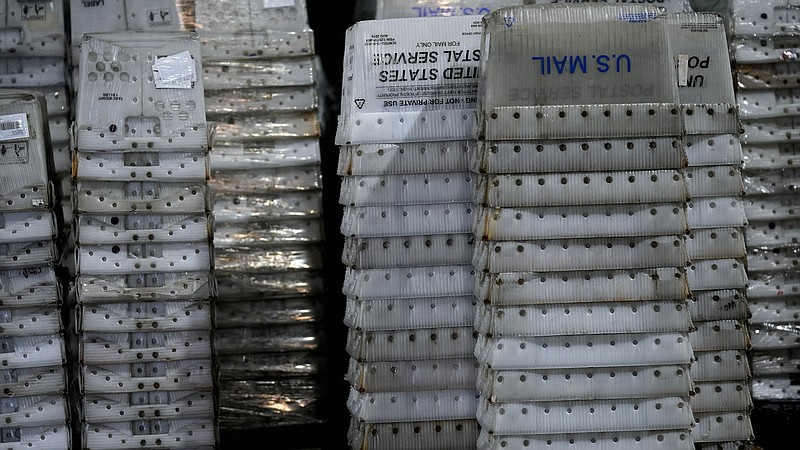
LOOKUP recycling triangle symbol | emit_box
[355,99,366,109]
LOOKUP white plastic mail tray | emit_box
[0,424,69,450]
[0,1,66,58]
[79,301,212,333]
[340,172,473,207]
[747,247,800,272]
[204,86,317,114]
[213,324,325,355]
[744,194,800,222]
[0,365,65,398]
[74,181,209,215]
[690,381,753,413]
[343,265,474,300]
[214,270,324,301]
[685,166,745,198]
[475,203,688,241]
[479,5,682,140]
[76,272,213,305]
[732,0,800,36]
[749,298,800,325]
[749,324,800,350]
[347,326,476,362]
[83,391,213,423]
[213,245,323,273]
[80,330,212,365]
[472,137,686,175]
[343,234,473,269]
[198,29,314,61]
[210,139,320,171]
[691,410,753,443]
[0,266,60,308]
[691,350,751,382]
[188,0,308,33]
[212,191,322,223]
[748,272,800,299]
[348,387,479,423]
[75,32,209,151]
[685,134,743,167]
[377,0,523,19]
[0,306,61,337]
[686,290,749,322]
[344,295,476,332]
[336,16,482,145]
[738,89,800,120]
[83,419,215,449]
[76,213,211,245]
[77,242,212,275]
[750,349,800,375]
[0,334,64,370]
[214,297,325,328]
[214,219,323,248]
[686,228,747,261]
[474,236,689,274]
[743,143,800,170]
[208,166,321,194]
[475,300,693,338]
[0,211,56,245]
[211,111,319,141]
[0,395,67,429]
[689,320,751,352]
[686,259,748,291]
[476,268,689,306]
[751,375,800,400]
[475,332,694,370]
[349,418,478,450]
[74,151,209,182]
[687,197,748,230]
[0,240,57,270]
[0,58,66,88]
[338,141,472,177]
[478,430,694,450]
[474,170,687,208]
[82,360,213,395]
[346,357,478,393]
[477,396,693,436]
[341,203,474,238]
[479,364,693,403]
[201,58,315,90]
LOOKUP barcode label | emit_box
[0,114,30,141]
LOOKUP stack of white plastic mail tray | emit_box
[1,1,72,248]
[729,0,800,406]
[71,31,216,449]
[0,90,71,449]
[184,0,329,433]
[471,5,713,449]
[670,11,754,448]
[336,15,486,450]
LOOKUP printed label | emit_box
[80,0,105,7]
[264,0,295,8]
[0,142,29,165]
[0,114,30,141]
[147,9,173,27]
[152,51,197,89]
[19,2,47,20]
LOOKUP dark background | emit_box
[220,2,798,448]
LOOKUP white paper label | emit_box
[264,0,295,8]
[152,51,197,90]
[0,113,30,141]
[677,54,689,87]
